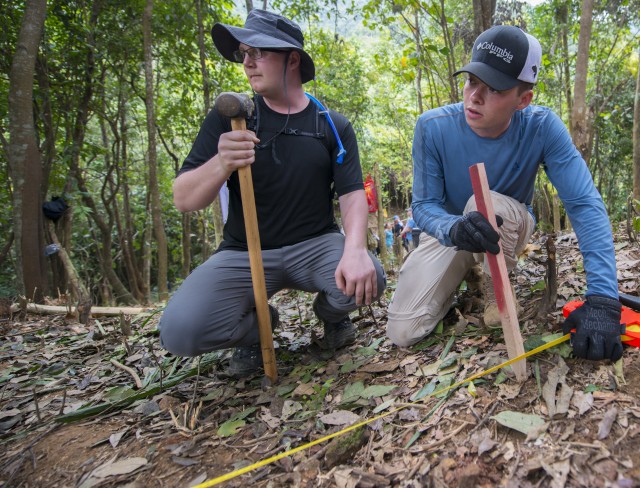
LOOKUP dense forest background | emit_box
[1,0,639,307]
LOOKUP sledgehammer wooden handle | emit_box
[231,118,278,384]
[469,163,527,381]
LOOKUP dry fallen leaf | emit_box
[319,410,360,426]
[541,458,570,488]
[597,406,618,440]
[571,391,594,416]
[79,456,148,488]
[542,357,573,419]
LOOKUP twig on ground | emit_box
[229,433,278,448]
[110,358,143,388]
[405,453,427,480]
[58,389,67,416]
[468,401,501,435]
[405,421,471,453]
[33,386,41,422]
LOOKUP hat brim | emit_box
[211,23,315,84]
[453,62,519,91]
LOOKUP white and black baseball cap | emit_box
[454,25,541,91]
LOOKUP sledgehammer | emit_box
[214,92,277,384]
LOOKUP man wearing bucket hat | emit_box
[387,25,622,363]
[159,10,385,377]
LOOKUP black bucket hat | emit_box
[211,9,315,84]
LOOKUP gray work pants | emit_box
[386,192,535,347]
[159,232,386,356]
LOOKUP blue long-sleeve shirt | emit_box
[412,102,617,299]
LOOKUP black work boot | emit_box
[312,301,356,351]
[227,305,279,378]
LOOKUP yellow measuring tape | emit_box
[194,333,570,487]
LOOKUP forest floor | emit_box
[1,224,640,488]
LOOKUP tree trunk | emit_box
[557,3,572,122]
[473,0,496,37]
[374,164,388,270]
[143,0,168,301]
[438,0,458,102]
[46,220,89,303]
[195,0,225,249]
[34,56,55,199]
[181,213,191,278]
[119,97,147,301]
[195,0,211,114]
[8,0,48,303]
[142,196,152,302]
[570,0,594,163]
[539,180,551,230]
[413,9,424,114]
[633,48,640,200]
[73,169,137,305]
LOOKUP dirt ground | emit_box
[1,226,639,488]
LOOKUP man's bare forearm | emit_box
[339,190,368,250]
[173,154,231,212]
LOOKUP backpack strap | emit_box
[246,95,345,164]
[305,93,346,164]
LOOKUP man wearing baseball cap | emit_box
[387,25,623,363]
[159,10,385,377]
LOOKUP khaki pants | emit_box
[386,192,535,347]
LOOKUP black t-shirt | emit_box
[178,96,364,251]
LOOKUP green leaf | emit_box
[541,333,573,357]
[412,336,439,352]
[494,371,509,385]
[217,419,245,437]
[229,406,256,422]
[524,335,545,351]
[342,381,365,403]
[491,411,546,435]
[373,398,395,413]
[361,385,396,398]
[531,280,546,292]
[356,338,383,356]
[340,359,367,373]
[103,386,136,402]
[439,354,459,369]
[439,335,455,361]
[200,387,224,402]
[434,374,455,398]
[276,384,297,397]
[460,347,478,359]
[410,380,436,401]
[585,384,600,393]
[354,346,378,357]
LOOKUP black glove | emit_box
[562,296,625,361]
[449,211,503,254]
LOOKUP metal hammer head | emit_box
[214,92,254,119]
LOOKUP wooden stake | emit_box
[231,118,278,384]
[469,163,527,381]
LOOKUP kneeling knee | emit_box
[386,316,438,348]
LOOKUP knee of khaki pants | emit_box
[387,310,445,347]
[386,233,474,347]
